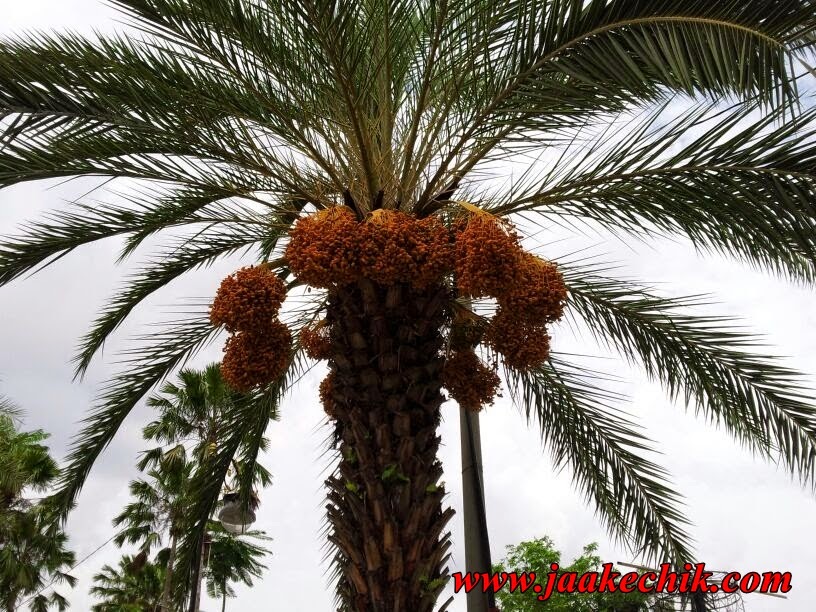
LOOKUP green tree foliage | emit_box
[2,1,816,608]
[90,555,165,612]
[494,536,648,611]
[203,523,271,612]
[0,404,58,508]
[104,366,272,610]
[0,407,75,611]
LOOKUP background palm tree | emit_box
[142,365,274,484]
[2,1,816,610]
[113,458,193,610]
[203,523,271,612]
[113,365,273,610]
[0,510,76,612]
[90,555,165,612]
[0,408,75,611]
[0,402,59,511]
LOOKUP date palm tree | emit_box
[2,1,816,610]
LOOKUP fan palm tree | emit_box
[90,555,165,612]
[141,363,278,480]
[2,1,816,610]
[113,458,193,611]
[0,405,59,511]
[140,364,274,491]
[0,514,75,612]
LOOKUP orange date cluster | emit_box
[210,265,287,332]
[319,370,337,419]
[441,349,502,412]
[453,214,567,373]
[210,265,291,391]
[210,206,567,400]
[300,320,333,360]
[453,214,522,298]
[286,207,454,289]
[220,321,292,391]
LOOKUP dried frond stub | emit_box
[485,309,551,370]
[453,213,523,298]
[210,265,287,332]
[500,253,567,324]
[359,210,454,287]
[319,370,337,419]
[286,206,361,288]
[221,320,292,391]
[441,349,501,412]
[300,320,333,360]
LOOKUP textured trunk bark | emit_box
[159,533,177,611]
[325,280,454,612]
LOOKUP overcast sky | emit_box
[1,2,815,611]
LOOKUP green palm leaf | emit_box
[496,101,816,282]
[506,355,694,564]
[47,314,220,519]
[563,263,816,482]
[73,226,270,377]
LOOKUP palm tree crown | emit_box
[2,1,816,609]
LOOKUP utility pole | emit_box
[460,407,498,612]
[187,533,207,612]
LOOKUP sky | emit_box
[1,2,815,611]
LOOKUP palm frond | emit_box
[506,355,694,565]
[234,347,310,503]
[495,100,816,283]
[47,314,221,521]
[0,186,279,287]
[416,0,816,205]
[563,264,816,484]
[73,224,272,377]
[171,375,287,606]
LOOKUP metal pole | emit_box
[460,406,498,611]
[187,535,205,612]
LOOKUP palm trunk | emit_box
[221,587,227,612]
[159,533,177,610]
[325,280,454,612]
